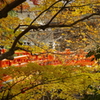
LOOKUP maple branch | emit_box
[11,26,34,51]
[12,0,65,34]
[29,0,62,26]
[46,0,69,25]
[0,47,32,60]
[14,0,62,32]
[11,12,100,49]
[9,82,47,99]
[85,33,98,44]
[14,24,29,33]
[0,0,26,18]
[0,9,100,60]
[8,71,90,99]
[47,13,100,27]
[66,2,100,8]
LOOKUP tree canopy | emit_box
[1,0,100,100]
[0,0,100,60]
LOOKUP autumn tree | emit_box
[1,0,100,100]
[0,0,100,60]
[1,63,100,100]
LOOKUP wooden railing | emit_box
[0,49,95,67]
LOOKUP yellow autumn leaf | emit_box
[82,38,87,41]
[66,40,72,43]
[61,33,65,35]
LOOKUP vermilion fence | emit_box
[0,49,95,67]
[0,49,95,88]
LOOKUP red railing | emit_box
[0,49,96,88]
[0,49,95,67]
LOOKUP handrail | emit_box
[0,49,95,67]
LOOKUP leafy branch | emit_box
[0,0,26,18]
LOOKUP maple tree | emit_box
[0,0,100,100]
[0,0,100,60]
[0,63,100,100]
